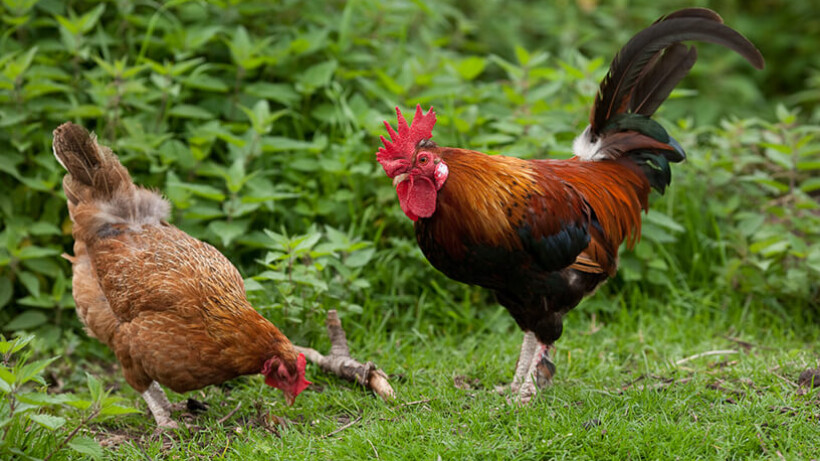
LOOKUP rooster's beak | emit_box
[393,173,409,188]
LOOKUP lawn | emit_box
[78,291,818,460]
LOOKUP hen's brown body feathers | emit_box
[55,122,298,397]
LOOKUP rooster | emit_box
[377,8,764,401]
[54,123,311,428]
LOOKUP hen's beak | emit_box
[393,173,409,188]
[284,391,296,406]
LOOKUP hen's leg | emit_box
[142,381,178,429]
[511,331,538,393]
[518,341,556,404]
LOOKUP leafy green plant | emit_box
[0,0,816,351]
[249,225,375,335]
[0,335,138,460]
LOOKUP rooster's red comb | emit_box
[377,105,436,163]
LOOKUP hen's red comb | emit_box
[377,105,436,162]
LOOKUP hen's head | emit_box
[261,353,310,405]
[377,105,449,221]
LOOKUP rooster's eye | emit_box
[418,155,428,164]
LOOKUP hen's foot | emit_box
[155,417,180,430]
[186,398,209,413]
[142,381,181,429]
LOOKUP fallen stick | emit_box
[675,349,738,366]
[321,413,363,439]
[217,402,242,424]
[395,398,434,408]
[295,310,395,401]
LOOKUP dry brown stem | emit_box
[295,310,395,401]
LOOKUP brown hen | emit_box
[54,123,309,428]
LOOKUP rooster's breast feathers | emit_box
[417,149,610,282]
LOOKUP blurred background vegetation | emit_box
[0,0,817,357]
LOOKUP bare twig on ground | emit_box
[367,439,380,459]
[295,310,395,401]
[321,413,363,439]
[723,336,759,351]
[217,402,242,424]
[770,371,799,388]
[675,350,738,366]
[707,379,746,399]
[623,377,693,392]
[395,398,434,408]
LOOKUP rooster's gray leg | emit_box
[518,341,556,404]
[511,331,538,393]
[142,381,179,429]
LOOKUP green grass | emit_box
[88,291,818,460]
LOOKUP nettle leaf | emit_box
[169,104,214,119]
[28,413,66,430]
[170,58,205,77]
[68,436,103,460]
[8,334,35,354]
[455,56,487,81]
[17,271,39,298]
[55,3,105,36]
[643,212,685,233]
[2,46,37,81]
[64,399,93,410]
[208,220,249,247]
[345,247,375,268]
[4,310,48,331]
[86,372,103,402]
[296,60,337,95]
[261,135,327,153]
[374,69,405,96]
[27,222,61,236]
[226,26,272,70]
[184,25,223,50]
[17,392,73,405]
[800,177,820,193]
[99,396,139,416]
[244,82,300,107]
[490,54,524,80]
[65,104,106,118]
[3,0,39,16]
[183,73,229,92]
[228,26,253,62]
[15,246,60,260]
[0,277,12,309]
[168,181,226,201]
[0,373,12,393]
[17,356,59,385]
[99,404,139,416]
[639,223,677,244]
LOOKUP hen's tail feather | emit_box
[53,123,133,205]
[53,123,169,240]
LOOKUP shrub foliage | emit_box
[0,0,817,349]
